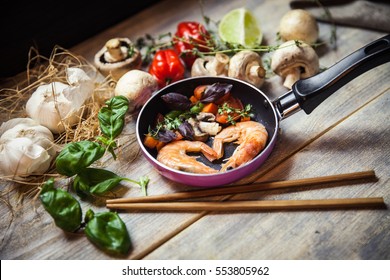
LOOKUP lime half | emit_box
[218,8,262,48]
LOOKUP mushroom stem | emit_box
[283,68,301,89]
[95,37,142,81]
[228,50,265,88]
[271,40,319,89]
[249,65,266,82]
[206,53,230,75]
[105,39,126,61]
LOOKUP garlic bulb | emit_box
[26,67,94,134]
[0,118,56,178]
[0,118,56,157]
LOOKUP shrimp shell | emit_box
[157,140,218,174]
[213,121,268,172]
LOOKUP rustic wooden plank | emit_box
[1,0,389,260]
[144,90,390,259]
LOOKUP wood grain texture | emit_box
[0,0,389,260]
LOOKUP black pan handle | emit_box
[275,34,390,118]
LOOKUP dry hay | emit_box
[0,45,116,144]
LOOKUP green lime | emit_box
[218,8,262,48]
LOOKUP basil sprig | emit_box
[85,209,131,256]
[40,179,130,255]
[42,96,150,256]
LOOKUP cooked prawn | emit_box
[157,140,218,174]
[213,121,268,172]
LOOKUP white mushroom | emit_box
[196,112,216,122]
[94,38,142,81]
[114,70,158,113]
[228,50,266,88]
[279,9,319,44]
[187,118,209,142]
[198,121,221,136]
[271,40,319,89]
[191,53,230,77]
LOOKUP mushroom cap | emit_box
[191,53,230,77]
[228,50,266,88]
[94,38,142,81]
[271,40,319,88]
[279,9,319,44]
[114,70,158,113]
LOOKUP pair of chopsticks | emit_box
[106,170,386,212]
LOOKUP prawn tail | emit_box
[212,139,225,159]
[200,143,218,162]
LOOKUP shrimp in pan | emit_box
[213,121,268,172]
[157,140,218,174]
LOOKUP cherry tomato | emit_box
[149,49,185,89]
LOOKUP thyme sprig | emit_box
[218,102,254,125]
[135,32,173,65]
[135,0,337,65]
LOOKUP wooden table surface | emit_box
[1,0,389,260]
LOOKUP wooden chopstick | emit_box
[106,170,377,204]
[106,197,386,211]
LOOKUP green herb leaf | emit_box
[56,141,105,176]
[98,96,129,140]
[73,168,128,198]
[84,209,131,256]
[39,178,82,232]
[164,110,184,120]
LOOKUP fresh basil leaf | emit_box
[98,96,129,140]
[56,141,105,176]
[73,168,126,198]
[84,209,131,256]
[201,83,233,103]
[161,92,191,110]
[39,178,82,232]
[72,175,91,199]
